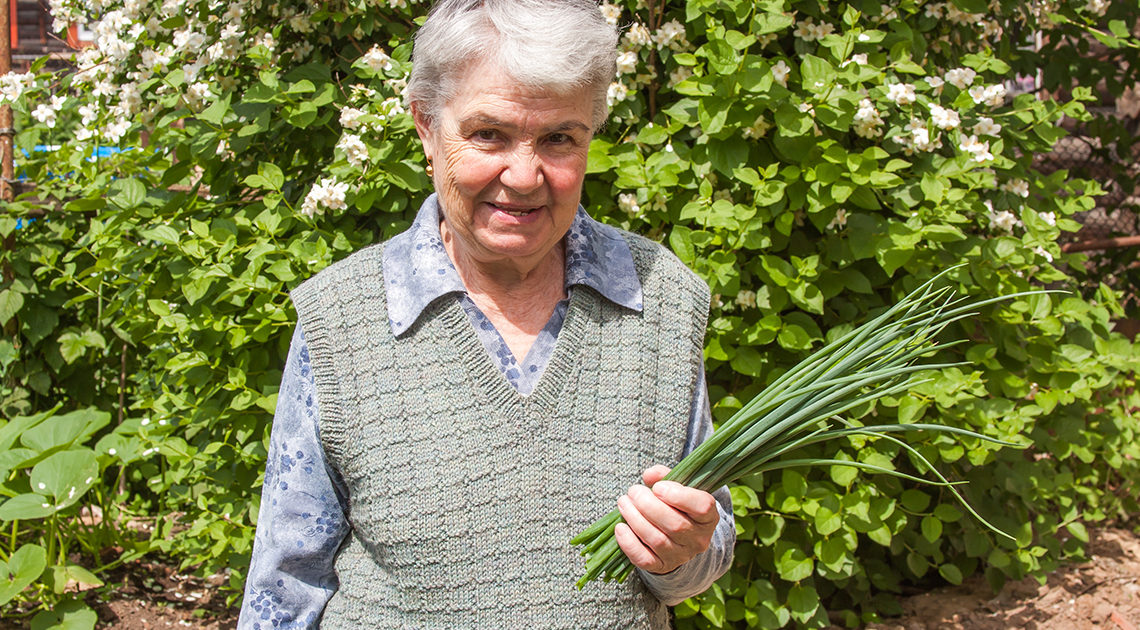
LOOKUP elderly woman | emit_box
[238,0,734,627]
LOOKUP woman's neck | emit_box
[440,219,567,359]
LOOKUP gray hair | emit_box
[405,0,618,130]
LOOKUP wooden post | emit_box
[1,0,13,204]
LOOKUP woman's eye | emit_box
[475,129,498,141]
[548,133,571,145]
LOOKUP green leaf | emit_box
[921,515,943,542]
[701,597,726,626]
[386,161,427,191]
[0,494,57,521]
[0,289,24,326]
[939,563,964,585]
[20,408,109,453]
[800,55,836,89]
[30,450,99,510]
[752,12,795,34]
[30,597,98,630]
[0,544,47,606]
[730,346,767,377]
[259,162,285,190]
[776,543,814,581]
[1066,521,1089,543]
[900,489,931,512]
[140,225,181,246]
[198,91,232,125]
[669,226,696,264]
[906,551,929,577]
[787,584,820,622]
[109,178,147,210]
[777,324,813,351]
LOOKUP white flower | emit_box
[827,208,849,230]
[624,23,651,48]
[741,115,772,139]
[973,116,1002,136]
[173,28,205,52]
[771,60,791,87]
[980,20,1003,38]
[0,71,36,104]
[606,82,629,107]
[887,82,917,105]
[1034,246,1054,263]
[668,66,692,88]
[1001,179,1029,197]
[653,19,687,50]
[958,134,993,162]
[255,32,276,51]
[794,18,835,42]
[969,84,1007,107]
[1085,0,1109,16]
[108,448,117,455]
[185,81,212,109]
[599,3,621,25]
[618,192,640,216]
[906,121,940,152]
[340,106,366,130]
[735,290,757,309]
[987,202,1021,232]
[289,14,314,33]
[798,102,815,116]
[301,178,350,217]
[853,99,884,138]
[615,51,638,75]
[840,53,868,68]
[929,104,960,130]
[926,76,945,94]
[362,45,393,73]
[944,67,977,90]
[337,133,369,168]
[32,104,58,128]
[1039,211,1057,226]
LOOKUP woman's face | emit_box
[413,65,594,271]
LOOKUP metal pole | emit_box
[1,0,13,204]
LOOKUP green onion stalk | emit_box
[572,269,1049,588]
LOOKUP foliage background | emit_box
[1,0,1139,627]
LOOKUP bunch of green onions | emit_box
[572,271,1042,588]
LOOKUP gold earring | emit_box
[426,158,434,177]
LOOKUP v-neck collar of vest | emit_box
[436,280,595,417]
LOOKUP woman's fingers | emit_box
[614,473,720,574]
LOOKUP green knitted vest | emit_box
[291,231,710,629]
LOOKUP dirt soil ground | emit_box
[868,526,1140,630]
[3,526,1137,629]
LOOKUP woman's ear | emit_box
[410,101,434,153]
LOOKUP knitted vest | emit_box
[291,231,710,630]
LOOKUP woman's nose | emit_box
[499,145,544,193]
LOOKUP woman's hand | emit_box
[613,465,720,575]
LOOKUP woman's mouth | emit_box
[490,203,540,217]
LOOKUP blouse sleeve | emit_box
[637,363,736,605]
[237,325,350,630]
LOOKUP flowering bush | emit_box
[2,0,1139,627]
